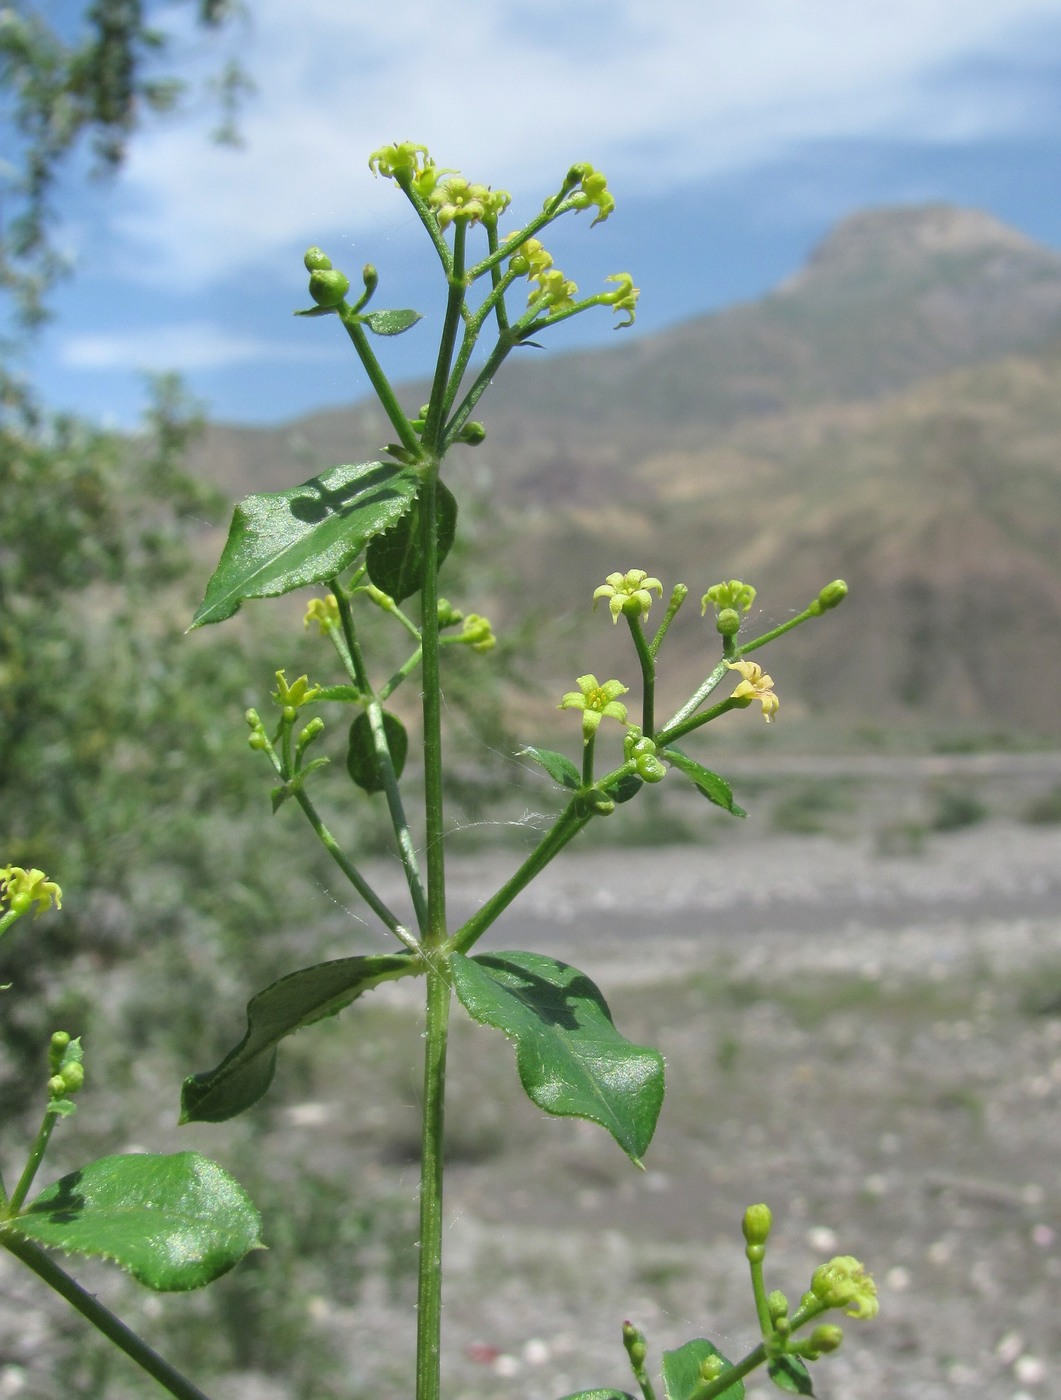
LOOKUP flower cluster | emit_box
[429,176,511,230]
[808,1256,879,1320]
[0,865,62,919]
[725,659,779,721]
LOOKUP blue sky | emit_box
[20,0,1061,428]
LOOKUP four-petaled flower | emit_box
[0,866,62,918]
[810,1256,879,1320]
[725,659,779,721]
[593,569,663,624]
[559,674,629,740]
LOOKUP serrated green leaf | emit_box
[362,308,423,336]
[366,480,457,604]
[6,1153,262,1292]
[191,460,421,627]
[768,1356,814,1395]
[450,952,664,1165]
[181,954,413,1122]
[346,710,408,793]
[662,1340,744,1400]
[661,747,745,816]
[520,745,580,789]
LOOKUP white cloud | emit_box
[103,0,1061,287]
[60,321,335,372]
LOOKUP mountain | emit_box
[188,205,1061,742]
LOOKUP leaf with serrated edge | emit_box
[181,954,413,1123]
[450,952,664,1165]
[362,308,422,336]
[520,745,581,789]
[663,1340,744,1400]
[7,1152,262,1292]
[191,460,421,627]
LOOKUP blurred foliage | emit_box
[1,0,247,332]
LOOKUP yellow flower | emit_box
[593,569,663,624]
[559,674,629,740]
[0,866,62,918]
[601,273,639,327]
[810,1256,879,1320]
[725,659,779,722]
[304,595,339,634]
[271,670,322,714]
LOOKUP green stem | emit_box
[650,586,688,658]
[333,582,428,933]
[415,958,452,1400]
[2,1235,214,1400]
[423,224,467,447]
[582,734,596,788]
[737,604,819,656]
[449,802,589,956]
[378,645,423,702]
[290,786,419,951]
[659,660,729,736]
[657,696,744,747]
[336,309,422,457]
[418,471,446,945]
[441,333,515,452]
[748,1248,773,1339]
[6,1108,58,1216]
[627,616,655,736]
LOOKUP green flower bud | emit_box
[245,708,261,729]
[60,1062,84,1094]
[698,1355,723,1383]
[303,246,332,271]
[48,1031,71,1074]
[309,268,350,308]
[576,788,615,817]
[815,579,848,612]
[636,752,667,783]
[437,599,464,628]
[248,732,268,751]
[716,607,741,637]
[47,1074,66,1099]
[743,1202,773,1248]
[458,421,487,446]
[808,1324,843,1354]
[767,1289,789,1323]
[362,264,379,295]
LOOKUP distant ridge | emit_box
[191,204,1061,740]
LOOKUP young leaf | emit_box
[602,772,643,804]
[450,951,664,1165]
[346,710,408,793]
[362,308,423,336]
[366,480,457,604]
[181,953,413,1122]
[768,1356,814,1395]
[5,1153,262,1292]
[660,747,746,817]
[662,1340,744,1400]
[558,1392,637,1399]
[191,460,421,627]
[520,745,581,790]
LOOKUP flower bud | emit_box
[60,1062,84,1094]
[815,579,848,612]
[698,1355,723,1383]
[48,1031,71,1074]
[362,264,379,295]
[808,1324,843,1353]
[743,1203,773,1248]
[767,1289,789,1323]
[47,1074,67,1099]
[636,752,667,783]
[458,421,487,445]
[308,268,350,307]
[303,247,332,271]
